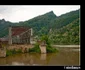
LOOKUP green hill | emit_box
[17,11,57,35]
[0,9,80,44]
[49,9,79,29]
[49,18,80,45]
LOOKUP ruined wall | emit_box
[12,36,21,44]
[8,26,32,45]
[8,27,12,45]
[19,29,31,44]
[12,27,31,44]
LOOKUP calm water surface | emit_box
[0,47,80,66]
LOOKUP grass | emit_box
[6,49,22,56]
[29,43,41,53]
[46,45,59,53]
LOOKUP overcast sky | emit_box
[0,5,80,23]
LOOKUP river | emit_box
[0,46,80,66]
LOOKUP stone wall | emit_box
[0,48,6,57]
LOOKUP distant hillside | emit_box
[0,19,12,37]
[17,9,79,36]
[17,11,57,35]
[0,9,80,44]
[49,18,80,45]
[49,9,79,29]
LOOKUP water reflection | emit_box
[12,62,24,65]
[0,48,80,66]
[40,54,46,60]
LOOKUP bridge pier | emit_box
[39,41,46,54]
[0,48,6,57]
[40,45,46,54]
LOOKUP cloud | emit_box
[0,5,80,22]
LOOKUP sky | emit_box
[0,5,80,23]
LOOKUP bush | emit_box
[6,49,22,56]
[41,35,59,53]
[6,50,13,56]
[46,45,58,53]
[29,43,41,53]
[6,49,16,56]
[12,49,16,54]
[17,49,22,53]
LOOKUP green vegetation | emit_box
[6,49,22,56]
[29,35,58,53]
[6,50,13,56]
[41,35,58,53]
[29,43,41,53]
[17,49,22,53]
[0,9,80,45]
[49,18,80,45]
[46,46,58,53]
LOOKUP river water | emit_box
[0,47,80,66]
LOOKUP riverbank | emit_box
[53,45,80,47]
[7,44,33,52]
[6,44,58,56]
[53,45,80,52]
[0,44,80,57]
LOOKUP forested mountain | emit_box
[49,18,80,44]
[0,19,12,37]
[17,11,57,35]
[49,9,79,29]
[0,9,80,44]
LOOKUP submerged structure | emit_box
[8,26,33,45]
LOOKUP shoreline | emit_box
[53,45,80,47]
